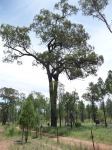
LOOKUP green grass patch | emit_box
[10,136,89,150]
[4,124,21,137]
[42,122,112,144]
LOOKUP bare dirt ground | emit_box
[0,140,13,150]
[52,136,112,150]
[0,127,112,150]
[0,127,13,150]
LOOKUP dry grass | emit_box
[10,137,90,150]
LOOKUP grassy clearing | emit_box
[10,137,90,150]
[1,123,112,150]
[69,126,112,144]
[43,122,112,144]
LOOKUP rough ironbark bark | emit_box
[49,78,58,127]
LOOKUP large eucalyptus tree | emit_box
[0,0,103,126]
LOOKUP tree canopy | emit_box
[19,98,35,142]
[0,0,104,127]
[79,0,112,33]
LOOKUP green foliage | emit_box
[105,70,112,94]
[86,104,92,120]
[79,0,112,33]
[75,122,82,127]
[0,87,19,124]
[0,0,104,127]
[4,124,20,137]
[95,77,108,127]
[19,98,36,129]
[79,0,108,16]
[106,98,112,119]
[82,82,99,103]
[82,82,99,122]
[96,77,106,98]
[63,91,79,113]
[78,101,85,122]
[27,92,49,125]
[0,1,103,79]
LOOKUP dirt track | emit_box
[0,126,112,150]
[0,127,13,150]
[52,136,112,150]
[0,140,12,150]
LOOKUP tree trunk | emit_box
[59,115,62,127]
[102,101,107,127]
[70,118,73,129]
[22,127,24,143]
[49,78,58,127]
[59,104,62,127]
[91,101,96,122]
[36,127,38,138]
[2,106,8,125]
[67,104,69,126]
[81,110,84,122]
[25,126,29,143]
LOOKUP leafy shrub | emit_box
[5,125,20,137]
[75,122,81,127]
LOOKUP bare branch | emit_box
[92,0,112,33]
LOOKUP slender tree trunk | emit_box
[25,126,29,143]
[102,101,107,127]
[81,110,84,122]
[59,115,62,127]
[75,111,78,122]
[56,127,59,143]
[59,104,62,127]
[91,100,96,122]
[91,129,95,150]
[70,118,73,129]
[36,127,38,138]
[49,78,58,127]
[22,127,24,143]
[67,104,69,125]
[2,105,8,125]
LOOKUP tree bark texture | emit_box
[49,78,58,127]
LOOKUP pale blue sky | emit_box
[0,0,58,25]
[0,0,112,98]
